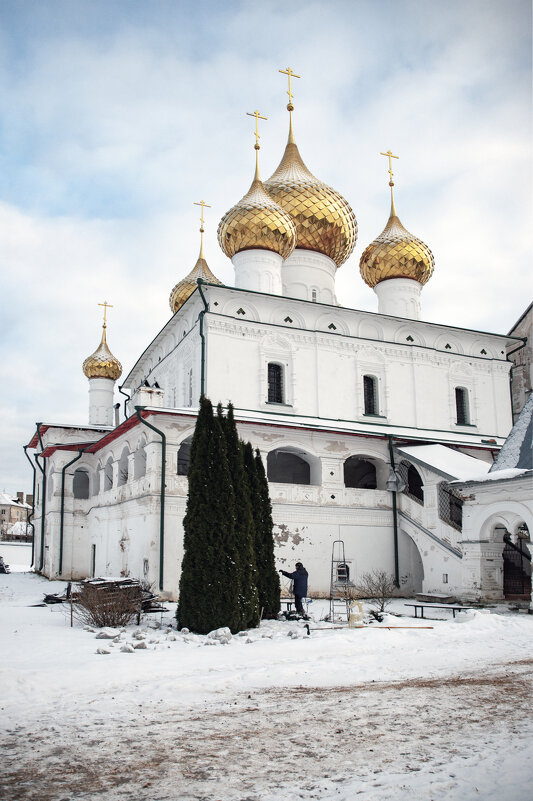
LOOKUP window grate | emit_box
[268,363,284,404]
[438,482,463,531]
[363,375,378,415]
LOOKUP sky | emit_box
[0,0,531,494]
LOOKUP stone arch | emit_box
[221,298,260,322]
[398,461,424,504]
[73,468,90,499]
[434,334,464,355]
[94,461,101,495]
[104,457,113,491]
[267,446,321,486]
[343,455,388,490]
[394,326,427,347]
[315,313,349,336]
[117,447,130,486]
[398,529,425,594]
[134,436,147,480]
[358,320,384,341]
[177,435,193,476]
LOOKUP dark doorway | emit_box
[503,535,531,600]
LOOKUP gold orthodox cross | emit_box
[98,301,113,328]
[279,67,301,109]
[194,200,211,231]
[380,150,399,185]
[246,109,267,149]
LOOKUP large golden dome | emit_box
[218,170,297,260]
[169,249,222,313]
[359,198,434,288]
[83,328,122,380]
[264,129,357,267]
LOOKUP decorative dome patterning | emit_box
[169,253,222,313]
[264,139,357,267]
[83,329,122,380]
[217,177,297,260]
[359,206,435,288]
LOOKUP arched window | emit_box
[104,457,113,491]
[363,375,378,415]
[311,289,317,302]
[73,469,90,500]
[398,461,424,504]
[118,448,129,486]
[267,449,310,485]
[344,457,377,489]
[134,438,147,479]
[268,363,284,404]
[438,482,463,531]
[455,387,470,425]
[177,437,192,476]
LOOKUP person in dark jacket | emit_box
[279,562,308,617]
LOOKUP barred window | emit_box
[438,482,463,531]
[268,363,284,404]
[398,461,424,505]
[455,387,470,425]
[363,375,378,415]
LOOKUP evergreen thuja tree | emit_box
[218,404,260,630]
[177,396,241,634]
[243,443,280,619]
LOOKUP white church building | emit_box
[26,87,532,606]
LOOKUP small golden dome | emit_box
[359,199,434,288]
[217,172,297,261]
[83,328,122,380]
[264,130,357,267]
[169,250,222,313]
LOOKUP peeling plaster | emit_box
[324,440,349,454]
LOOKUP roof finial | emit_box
[279,66,301,144]
[98,301,113,342]
[380,149,399,217]
[246,109,267,181]
[194,200,211,259]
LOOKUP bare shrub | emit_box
[73,580,142,628]
[353,570,397,614]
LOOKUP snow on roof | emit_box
[490,393,533,472]
[394,444,491,481]
[452,467,529,485]
[0,493,31,509]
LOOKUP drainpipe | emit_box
[197,278,208,398]
[118,384,131,421]
[59,445,92,576]
[23,445,37,568]
[135,407,166,591]
[34,423,47,572]
[388,435,400,588]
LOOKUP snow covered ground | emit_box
[1,550,533,801]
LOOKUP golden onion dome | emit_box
[83,327,122,380]
[359,196,435,288]
[217,164,297,261]
[169,250,222,313]
[263,126,357,267]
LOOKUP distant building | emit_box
[0,492,32,538]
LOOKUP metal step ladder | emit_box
[329,540,352,622]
